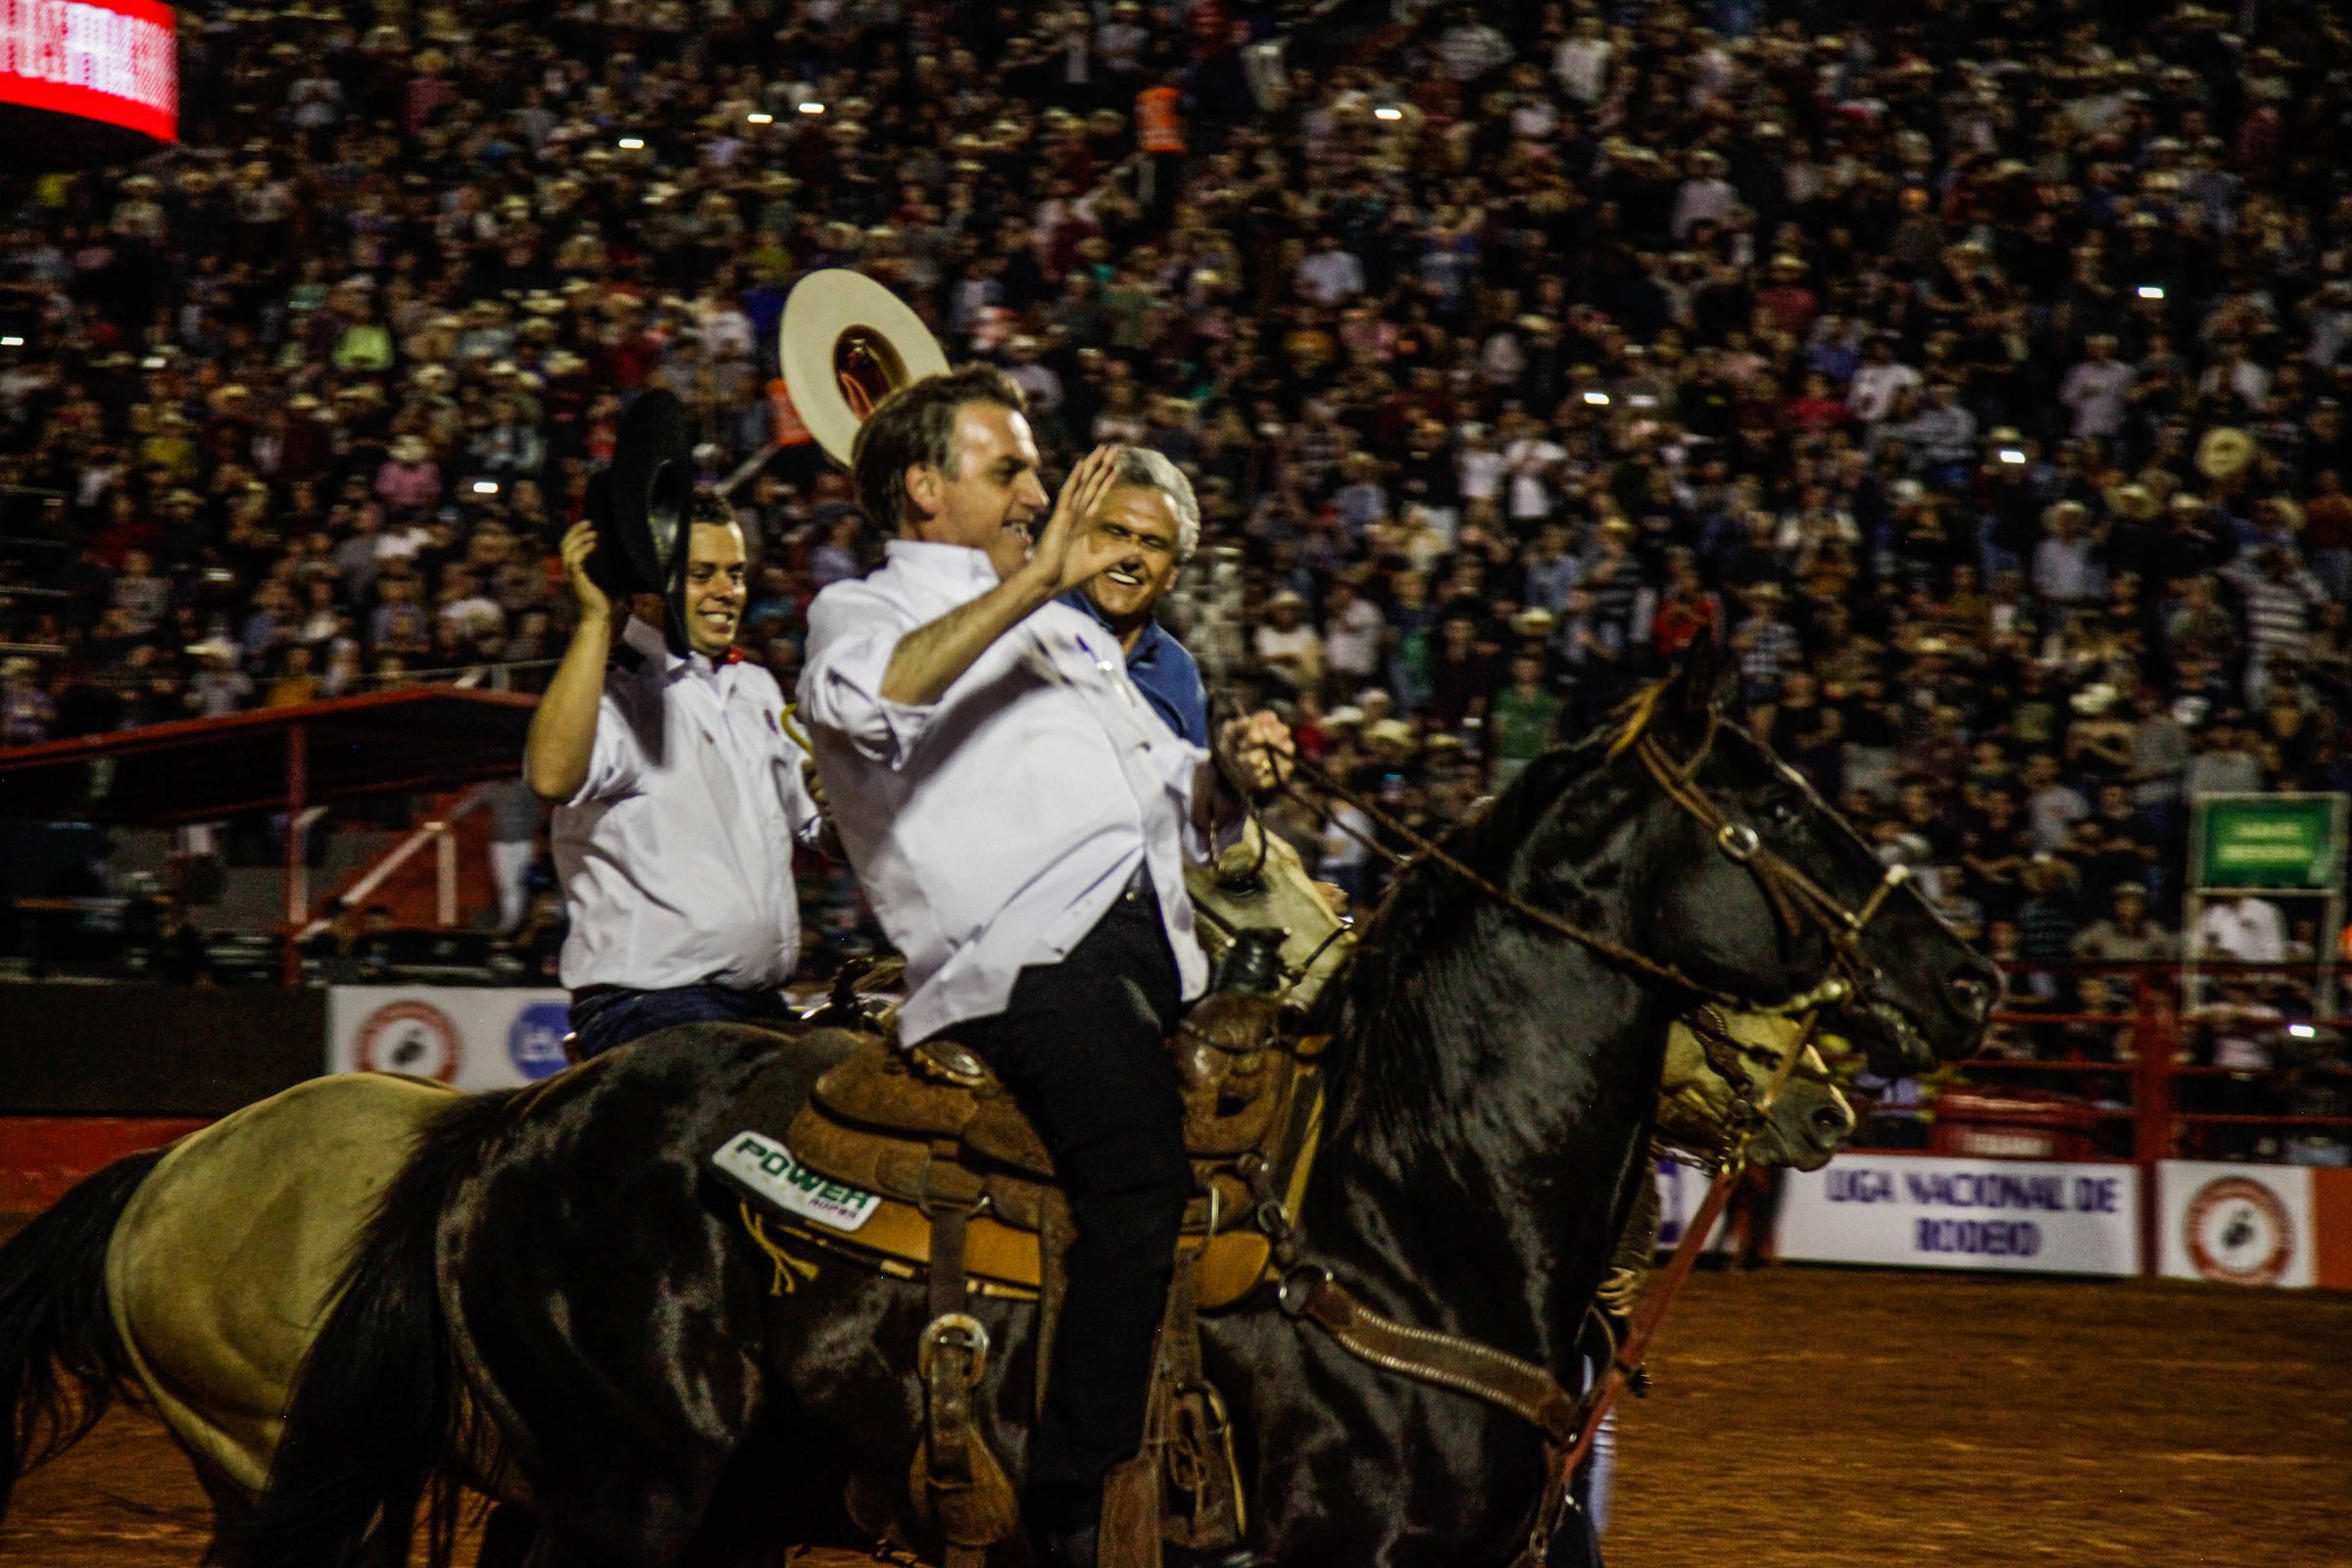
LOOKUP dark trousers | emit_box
[956,872,1188,1500]
[567,981,788,1060]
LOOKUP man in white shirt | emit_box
[1454,420,1505,508]
[1501,411,1567,524]
[524,492,827,1059]
[1846,335,1923,426]
[1436,15,1511,82]
[1671,150,1736,241]
[2056,333,2132,441]
[798,368,1290,1567]
[1003,333,1064,415]
[1251,589,1325,694]
[1321,576,1387,688]
[1293,230,1366,307]
[1552,15,1613,104]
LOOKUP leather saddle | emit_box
[714,930,1312,1566]
[774,966,1325,1312]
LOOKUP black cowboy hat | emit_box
[586,388,697,657]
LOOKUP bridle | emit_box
[1279,693,1914,1018]
[1665,1002,1837,1160]
[1626,718,1914,1005]
[1257,688,1921,1566]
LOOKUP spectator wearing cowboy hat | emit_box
[11,0,2352,1111]
[1252,588,1323,695]
[2073,881,2179,965]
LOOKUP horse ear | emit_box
[1673,624,1739,719]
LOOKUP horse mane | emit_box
[1311,711,1648,1161]
[1326,679,1673,1035]
[1603,674,1673,760]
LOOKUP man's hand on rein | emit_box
[1218,710,1297,796]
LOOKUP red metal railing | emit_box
[1847,959,2352,1271]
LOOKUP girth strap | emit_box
[1278,1268,1579,1446]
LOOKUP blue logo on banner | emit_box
[509,1002,572,1081]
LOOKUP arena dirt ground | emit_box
[0,1265,2342,1567]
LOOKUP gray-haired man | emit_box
[1057,445,1208,747]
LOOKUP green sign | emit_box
[2197,796,2346,890]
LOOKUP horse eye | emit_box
[1768,798,1801,827]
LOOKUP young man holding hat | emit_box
[798,366,1290,1567]
[524,486,829,1060]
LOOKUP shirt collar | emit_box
[623,613,736,684]
[885,537,1003,591]
[1060,587,1163,664]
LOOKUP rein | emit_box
[1273,1007,1823,1568]
[1288,749,1771,1013]
[1258,695,1908,1564]
[1277,712,1905,1018]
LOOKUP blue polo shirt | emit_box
[1058,589,1209,748]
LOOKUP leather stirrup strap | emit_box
[1161,1260,1203,1410]
[925,1196,977,1485]
[924,1194,990,1568]
[1035,1189,1076,1420]
[929,1197,972,1324]
[1098,1261,1188,1568]
[1154,1256,1243,1551]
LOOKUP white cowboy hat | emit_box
[778,269,949,466]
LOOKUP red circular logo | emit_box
[2183,1176,2295,1286]
[355,1001,464,1084]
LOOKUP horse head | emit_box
[1657,1008,1854,1172]
[1187,821,1355,1011]
[1602,634,1999,1076]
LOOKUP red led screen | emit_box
[0,0,177,149]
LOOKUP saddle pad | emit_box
[754,1193,1277,1311]
[783,1103,1256,1236]
[704,1046,891,1234]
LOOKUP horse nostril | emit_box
[1811,1102,1851,1138]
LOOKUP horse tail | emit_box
[0,1147,166,1516]
[229,1090,515,1568]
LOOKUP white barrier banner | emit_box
[1777,1154,2140,1276]
[1652,1158,1730,1251]
[326,986,571,1093]
[2156,1161,2315,1289]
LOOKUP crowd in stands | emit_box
[5,0,2352,1132]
